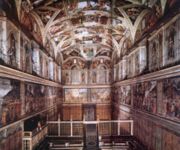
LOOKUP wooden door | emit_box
[83,104,96,121]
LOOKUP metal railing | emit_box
[48,120,133,137]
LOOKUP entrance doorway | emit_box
[83,104,99,149]
[83,104,96,121]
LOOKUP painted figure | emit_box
[81,72,85,83]
[151,41,157,70]
[8,33,16,65]
[167,27,175,59]
[92,71,96,83]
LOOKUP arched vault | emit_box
[19,0,170,65]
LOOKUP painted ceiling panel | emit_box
[17,0,178,66]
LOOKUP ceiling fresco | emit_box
[1,0,178,67]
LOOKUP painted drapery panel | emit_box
[0,123,22,150]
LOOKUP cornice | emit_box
[0,65,62,87]
[62,103,111,106]
[0,105,56,132]
[113,65,180,87]
[63,84,111,89]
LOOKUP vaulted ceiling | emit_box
[4,0,177,67]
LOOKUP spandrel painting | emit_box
[0,77,21,127]
[90,88,111,103]
[161,77,180,121]
[65,89,87,103]
[164,16,180,66]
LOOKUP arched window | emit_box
[71,65,80,84]
[97,65,107,84]
[32,48,40,75]
[49,60,54,80]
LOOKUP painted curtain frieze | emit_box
[0,123,22,150]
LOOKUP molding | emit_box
[0,106,56,132]
[63,84,111,89]
[0,65,62,87]
[62,103,111,106]
[113,65,180,87]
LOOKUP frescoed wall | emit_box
[0,77,62,127]
[0,77,21,127]
[64,88,111,104]
[65,89,87,103]
[114,15,180,82]
[159,77,180,120]
[133,81,157,114]
[25,82,63,115]
[0,15,61,82]
[114,76,180,122]
[114,76,180,150]
[163,17,180,66]
[91,88,111,103]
